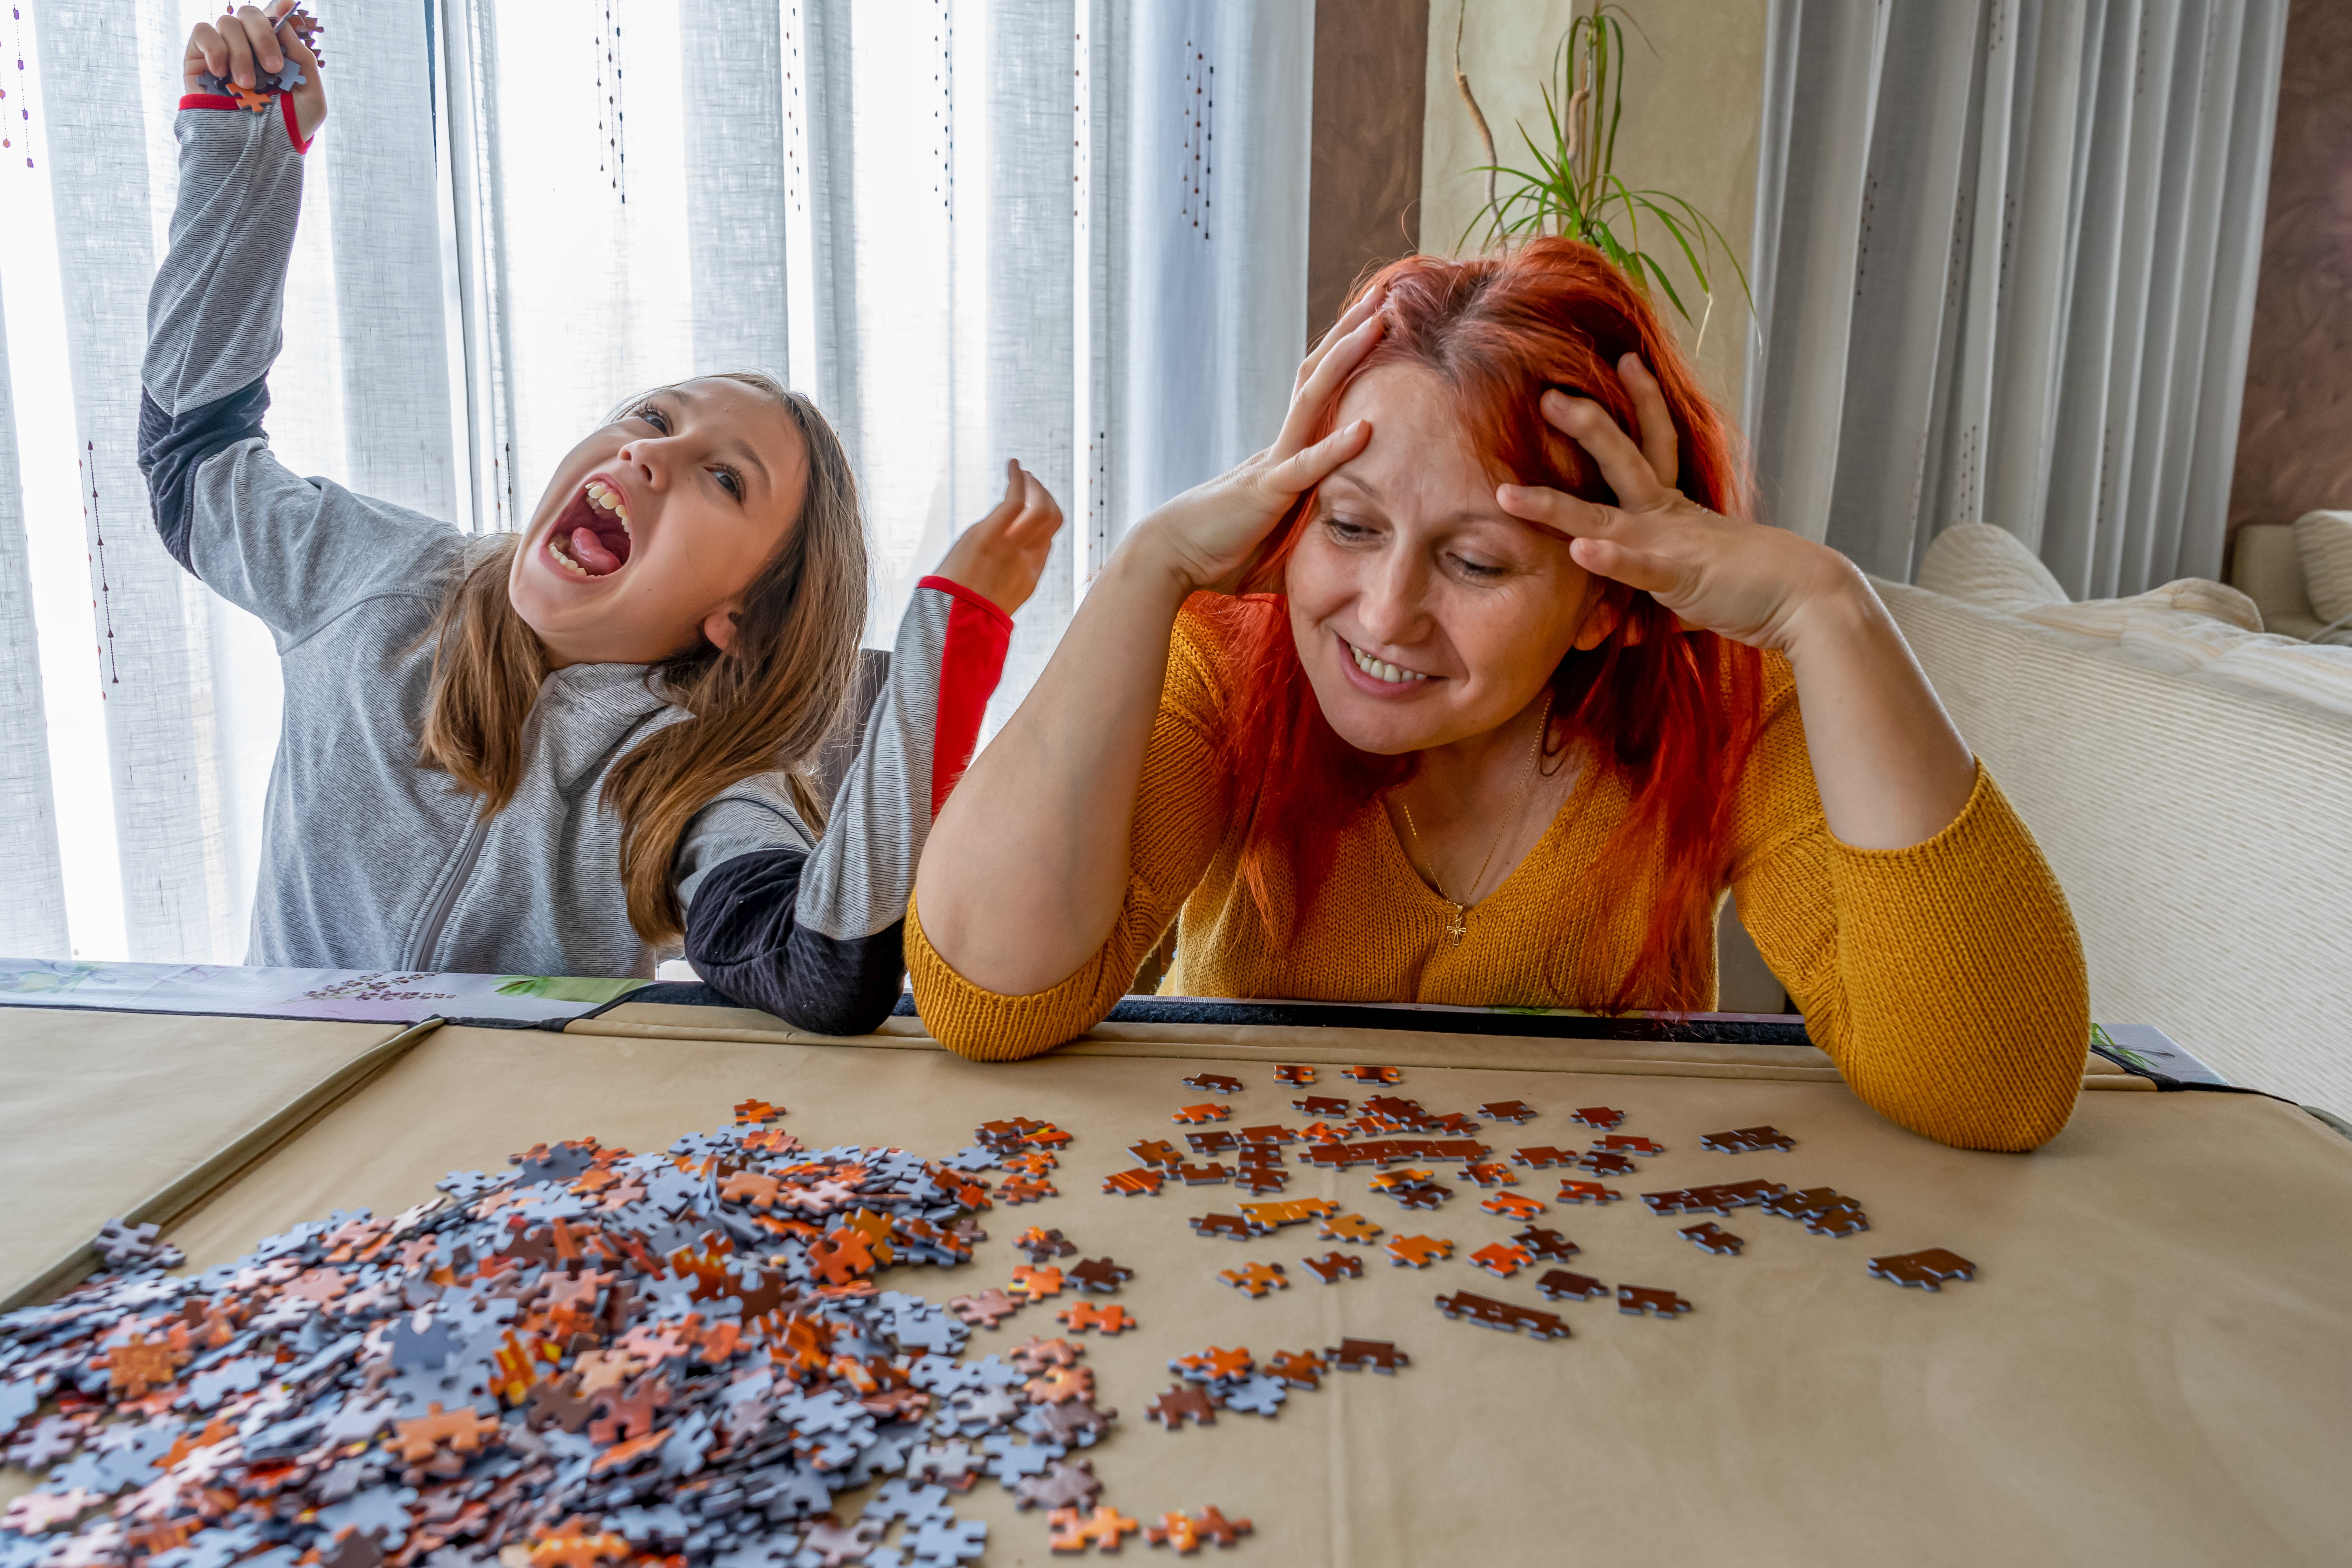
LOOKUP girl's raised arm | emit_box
[142,4,451,645]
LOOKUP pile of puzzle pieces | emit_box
[0,1103,1249,1566]
[1139,1068,1972,1347]
[1140,1339,1410,1435]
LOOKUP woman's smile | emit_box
[1336,632,1440,695]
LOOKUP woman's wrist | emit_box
[1774,547,1885,667]
[1109,517,1217,609]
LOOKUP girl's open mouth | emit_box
[545,476,634,578]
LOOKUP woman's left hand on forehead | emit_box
[1496,354,1851,654]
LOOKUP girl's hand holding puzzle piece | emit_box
[184,3,326,140]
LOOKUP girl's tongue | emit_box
[568,525,624,575]
[550,479,633,577]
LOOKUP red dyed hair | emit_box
[1191,237,1765,1013]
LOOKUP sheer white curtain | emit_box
[1743,0,2286,598]
[0,0,1313,965]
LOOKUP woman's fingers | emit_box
[1616,353,1678,488]
[1264,418,1372,497]
[1294,284,1386,393]
[1494,481,1612,543]
[1496,482,1683,600]
[1567,534,1679,597]
[1542,391,1670,512]
[1272,311,1385,461]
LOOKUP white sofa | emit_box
[1879,525,2352,1116]
[2230,513,2352,643]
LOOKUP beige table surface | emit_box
[127,1008,2352,1568]
[0,1007,424,1310]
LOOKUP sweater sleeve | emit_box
[140,98,457,643]
[906,613,1232,1060]
[680,578,1011,1036]
[1728,661,2089,1152]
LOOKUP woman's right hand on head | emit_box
[1131,285,1387,595]
[184,3,326,140]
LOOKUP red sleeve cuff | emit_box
[176,91,310,154]
[280,89,311,154]
[916,574,1014,631]
[920,576,1014,818]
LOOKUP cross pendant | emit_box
[1443,903,1468,945]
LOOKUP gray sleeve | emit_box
[145,105,305,415]
[139,105,460,641]
[186,443,463,650]
[793,578,1011,941]
[674,775,818,908]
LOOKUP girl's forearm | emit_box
[1779,561,1978,850]
[915,530,1195,994]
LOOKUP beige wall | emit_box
[1419,0,1766,416]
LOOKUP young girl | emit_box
[142,5,1062,1034]
[909,242,2091,1154]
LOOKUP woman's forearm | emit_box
[915,531,1195,994]
[1780,559,1978,850]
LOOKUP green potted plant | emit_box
[1452,2,1749,350]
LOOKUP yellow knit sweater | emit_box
[909,614,2090,1152]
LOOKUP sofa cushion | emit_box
[2147,578,2263,633]
[2021,580,2266,665]
[2294,511,2352,625]
[2203,638,2352,718]
[1917,523,2070,612]
[2229,523,2317,631]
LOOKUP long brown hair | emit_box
[416,371,868,944]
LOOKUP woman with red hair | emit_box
[910,239,2088,1153]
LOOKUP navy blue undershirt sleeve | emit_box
[683,848,910,1037]
[139,379,271,574]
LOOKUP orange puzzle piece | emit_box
[1010,1265,1065,1301]
[1384,1235,1454,1269]
[1055,1301,1137,1335]
[391,1402,501,1465]
[527,1517,633,1568]
[1047,1504,1140,1553]
[97,1333,188,1399]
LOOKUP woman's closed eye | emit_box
[1321,512,1382,547]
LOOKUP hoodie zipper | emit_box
[407,814,491,970]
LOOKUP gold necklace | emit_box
[1398,693,1554,945]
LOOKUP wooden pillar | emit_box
[1306,0,1430,342]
